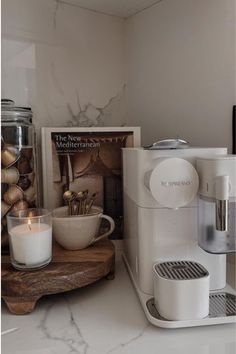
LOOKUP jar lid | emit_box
[1,99,15,107]
[1,99,33,121]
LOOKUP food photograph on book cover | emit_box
[42,127,140,239]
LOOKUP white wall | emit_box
[125,0,236,149]
[2,0,126,130]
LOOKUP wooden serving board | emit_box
[1,240,115,315]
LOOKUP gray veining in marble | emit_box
[57,0,164,18]
[106,323,149,354]
[40,296,89,354]
[66,85,126,127]
[53,0,60,29]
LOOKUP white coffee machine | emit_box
[122,142,236,328]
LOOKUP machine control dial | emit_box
[145,157,199,208]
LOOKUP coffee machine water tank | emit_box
[196,155,236,253]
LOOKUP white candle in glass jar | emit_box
[9,221,52,266]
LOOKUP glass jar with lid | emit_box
[1,99,38,245]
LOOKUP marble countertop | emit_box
[2,249,236,354]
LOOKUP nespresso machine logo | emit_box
[161,180,192,187]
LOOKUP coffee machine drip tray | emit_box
[146,292,236,328]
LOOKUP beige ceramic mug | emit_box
[52,206,115,250]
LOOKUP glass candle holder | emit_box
[7,208,52,270]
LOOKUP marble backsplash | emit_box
[2,0,126,130]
